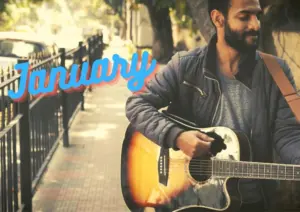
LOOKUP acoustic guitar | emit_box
[120,111,300,212]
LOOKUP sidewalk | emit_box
[32,75,132,211]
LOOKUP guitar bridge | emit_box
[158,148,169,186]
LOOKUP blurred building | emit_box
[125,2,152,49]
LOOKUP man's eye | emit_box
[239,16,249,21]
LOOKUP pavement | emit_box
[32,41,134,212]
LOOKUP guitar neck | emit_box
[212,160,300,181]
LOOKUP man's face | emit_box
[223,0,262,53]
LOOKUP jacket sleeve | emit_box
[125,52,185,150]
[273,60,300,164]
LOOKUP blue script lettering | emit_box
[8,62,30,100]
[8,52,157,100]
[125,52,156,91]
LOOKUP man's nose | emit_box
[249,15,260,31]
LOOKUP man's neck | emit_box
[216,39,241,78]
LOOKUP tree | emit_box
[137,1,175,63]
[105,0,193,64]
[0,0,48,12]
[0,0,53,30]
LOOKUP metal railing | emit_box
[0,33,103,212]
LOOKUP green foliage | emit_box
[170,0,197,34]
[0,0,50,11]
[0,0,53,30]
[0,1,5,12]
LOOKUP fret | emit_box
[225,161,231,176]
[293,166,294,180]
[231,161,235,176]
[247,163,251,176]
[252,163,259,177]
[295,167,300,180]
[218,160,224,177]
[212,159,214,176]
[235,162,241,178]
[286,166,294,180]
[258,163,265,178]
[270,164,278,179]
[242,162,246,177]
[216,160,219,176]
[240,162,243,177]
[278,165,286,180]
[234,161,240,177]
[215,160,218,176]
[265,164,271,179]
[230,161,235,176]
[220,160,224,177]
[214,160,218,176]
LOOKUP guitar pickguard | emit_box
[168,127,241,211]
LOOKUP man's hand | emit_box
[176,130,214,158]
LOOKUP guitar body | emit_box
[121,113,252,212]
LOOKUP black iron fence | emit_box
[0,33,103,212]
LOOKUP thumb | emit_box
[195,131,214,142]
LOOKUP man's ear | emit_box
[211,10,225,28]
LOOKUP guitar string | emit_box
[158,168,299,178]
[168,163,296,168]
[164,160,300,170]
[159,165,300,177]
[159,165,299,173]
[165,166,297,174]
[165,164,300,172]
[166,173,299,178]
[168,163,300,169]
[166,168,297,174]
[168,162,300,169]
[159,158,300,167]
[168,165,300,172]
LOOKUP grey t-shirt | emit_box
[212,65,263,203]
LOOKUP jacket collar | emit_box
[202,33,258,86]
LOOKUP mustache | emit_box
[244,31,260,36]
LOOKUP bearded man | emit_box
[125,0,300,211]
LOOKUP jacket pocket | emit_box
[183,80,207,98]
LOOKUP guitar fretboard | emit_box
[211,160,300,180]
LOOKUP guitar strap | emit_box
[259,51,300,123]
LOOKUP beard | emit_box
[224,20,260,53]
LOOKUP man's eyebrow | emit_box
[237,9,263,15]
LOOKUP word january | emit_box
[8,52,157,101]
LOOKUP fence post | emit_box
[78,41,85,111]
[87,37,93,92]
[99,32,104,59]
[18,59,32,212]
[59,48,69,147]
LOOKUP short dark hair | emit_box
[208,0,232,25]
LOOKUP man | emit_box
[125,0,300,211]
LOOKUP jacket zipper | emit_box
[203,75,221,125]
[183,81,207,97]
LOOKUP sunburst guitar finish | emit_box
[121,113,300,212]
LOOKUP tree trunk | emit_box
[143,3,174,64]
[186,0,215,43]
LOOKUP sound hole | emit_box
[188,157,212,182]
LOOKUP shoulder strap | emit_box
[259,51,300,123]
